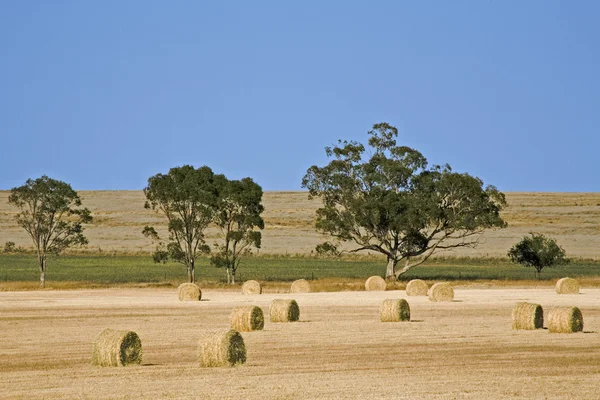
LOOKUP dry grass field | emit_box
[1,286,599,399]
[1,191,600,258]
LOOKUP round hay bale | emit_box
[405,279,428,296]
[555,277,580,294]
[428,282,454,302]
[512,302,543,330]
[380,299,411,322]
[269,299,300,322]
[177,283,202,301]
[91,328,142,367]
[548,306,583,333]
[198,329,246,367]
[290,279,311,293]
[241,280,262,295]
[365,276,387,291]
[231,305,264,332]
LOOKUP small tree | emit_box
[302,122,507,279]
[143,165,218,283]
[508,233,569,279]
[8,176,92,288]
[210,176,264,284]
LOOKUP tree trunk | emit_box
[385,257,397,280]
[231,268,236,285]
[39,255,46,289]
[394,258,413,280]
[188,260,195,283]
[226,268,231,284]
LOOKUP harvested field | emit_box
[2,191,600,258]
[1,287,600,399]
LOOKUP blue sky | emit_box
[1,1,598,191]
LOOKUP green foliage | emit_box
[8,175,92,287]
[315,242,341,257]
[3,241,24,253]
[210,176,264,284]
[302,122,507,279]
[143,165,218,283]
[508,233,569,279]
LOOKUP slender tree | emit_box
[302,122,507,279]
[143,165,218,283]
[8,176,92,288]
[508,232,569,279]
[210,176,264,284]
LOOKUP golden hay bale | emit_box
[512,302,543,330]
[198,329,246,367]
[241,280,262,295]
[428,282,454,302]
[91,328,142,367]
[555,277,580,294]
[405,279,428,296]
[269,299,300,322]
[177,283,202,301]
[380,299,411,322]
[548,306,584,333]
[365,276,387,291]
[290,279,311,293]
[231,306,264,332]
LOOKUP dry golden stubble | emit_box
[428,282,454,302]
[269,299,300,322]
[547,306,583,333]
[177,283,202,301]
[512,302,543,330]
[198,329,247,367]
[365,276,387,291]
[380,299,411,322]
[91,328,142,367]
[405,279,428,296]
[231,306,265,332]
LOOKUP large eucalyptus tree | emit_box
[9,176,92,288]
[302,123,507,279]
[143,165,218,283]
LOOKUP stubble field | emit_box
[2,191,600,399]
[2,287,599,399]
[1,191,600,258]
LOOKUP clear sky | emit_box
[1,1,598,192]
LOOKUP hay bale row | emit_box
[405,279,428,296]
[365,276,386,291]
[380,299,410,322]
[198,329,246,367]
[92,329,142,367]
[241,280,262,295]
[269,299,300,322]
[512,302,543,330]
[548,306,583,333]
[231,306,264,332]
[290,279,311,293]
[428,282,454,302]
[555,277,579,294]
[177,283,202,301]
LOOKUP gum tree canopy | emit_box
[143,165,218,283]
[302,123,507,279]
[8,175,92,288]
[210,176,264,285]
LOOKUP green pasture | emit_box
[1,254,600,285]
